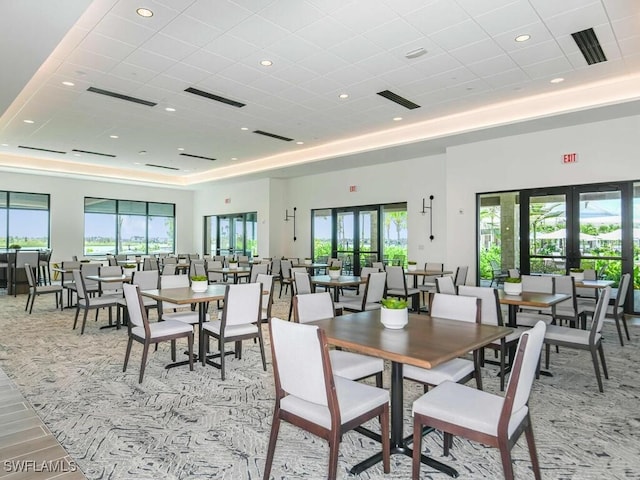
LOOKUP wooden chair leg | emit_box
[621,314,630,341]
[613,313,625,346]
[139,342,150,383]
[327,430,340,480]
[123,338,133,372]
[262,410,281,480]
[412,415,423,480]
[598,344,609,379]
[258,334,267,371]
[187,334,194,371]
[81,309,89,335]
[220,337,226,380]
[590,347,604,393]
[73,307,80,330]
[498,444,515,480]
[524,420,542,480]
[380,405,390,473]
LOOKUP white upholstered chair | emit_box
[159,274,210,327]
[24,263,63,314]
[72,269,118,334]
[582,273,630,346]
[336,271,386,312]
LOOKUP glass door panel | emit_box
[528,193,567,275]
[218,217,230,256]
[312,209,332,262]
[382,206,407,267]
[336,211,355,274]
[358,208,379,269]
[233,215,244,256]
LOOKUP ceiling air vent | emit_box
[145,163,180,171]
[376,90,421,110]
[18,145,66,154]
[179,152,216,161]
[253,130,293,142]
[571,28,607,65]
[184,87,246,108]
[87,87,157,107]
[71,149,116,158]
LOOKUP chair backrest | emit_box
[372,261,384,270]
[163,257,178,265]
[294,292,335,323]
[385,265,406,292]
[256,273,275,318]
[162,264,177,275]
[132,269,159,290]
[281,260,293,279]
[508,268,520,278]
[454,266,468,286]
[435,276,456,294]
[552,275,577,312]
[190,262,206,277]
[521,275,553,294]
[24,263,37,289]
[108,256,118,266]
[458,285,503,327]
[360,266,379,278]
[207,260,224,282]
[615,273,631,309]
[72,269,87,300]
[500,321,546,436]
[160,274,189,289]
[16,251,39,270]
[143,257,159,270]
[61,261,80,284]
[293,271,312,295]
[269,318,330,407]
[590,286,612,342]
[123,284,149,334]
[222,282,262,327]
[329,259,342,269]
[430,293,480,323]
[363,271,386,305]
[250,263,269,283]
[425,262,444,272]
[99,265,124,292]
[81,263,100,290]
[271,259,281,276]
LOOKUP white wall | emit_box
[0,171,194,263]
[446,114,640,283]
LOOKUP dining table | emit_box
[310,274,366,302]
[404,268,453,288]
[497,290,570,328]
[292,262,329,275]
[141,284,228,368]
[207,266,251,284]
[309,310,511,477]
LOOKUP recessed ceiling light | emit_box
[183,169,191,172]
[260,60,273,67]
[515,34,531,42]
[231,157,238,161]
[296,141,304,145]
[165,107,176,112]
[109,135,119,139]
[241,127,249,131]
[550,77,565,84]
[405,47,427,59]
[73,153,81,157]
[136,7,153,17]
[393,117,403,121]
[62,81,75,87]
[23,120,34,124]
[1,143,8,147]
[134,162,141,165]
[177,147,185,151]
[339,93,349,99]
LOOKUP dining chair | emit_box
[403,293,483,392]
[61,260,80,307]
[278,260,293,298]
[118,269,160,324]
[143,257,159,271]
[582,273,630,346]
[287,271,312,320]
[38,249,52,286]
[544,286,611,392]
[453,265,468,287]
[385,265,420,311]
[97,265,124,297]
[435,276,456,294]
[411,321,546,480]
[122,284,194,383]
[293,292,384,387]
[552,275,584,329]
[250,263,269,283]
[201,282,266,380]
[24,263,63,314]
[516,275,555,327]
[263,317,390,480]
[458,285,528,391]
[72,269,118,334]
[417,262,444,312]
[575,268,598,305]
[12,250,39,296]
[80,263,100,297]
[336,271,386,312]
[256,273,275,324]
[159,274,209,327]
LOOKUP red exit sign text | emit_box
[562,153,578,164]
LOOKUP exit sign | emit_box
[224,198,231,204]
[349,185,357,192]
[562,153,578,164]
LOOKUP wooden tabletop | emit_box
[498,290,570,308]
[308,310,511,370]
[207,266,252,274]
[293,263,329,269]
[575,279,614,289]
[141,284,227,304]
[85,274,132,283]
[310,275,366,287]
[405,269,453,276]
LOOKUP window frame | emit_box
[0,190,51,250]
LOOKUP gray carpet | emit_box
[0,289,639,479]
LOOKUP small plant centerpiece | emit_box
[123,263,137,276]
[190,275,208,292]
[304,257,313,265]
[407,261,418,272]
[569,268,585,281]
[380,298,409,329]
[327,265,341,279]
[503,276,522,296]
[228,260,238,269]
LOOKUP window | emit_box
[204,212,257,256]
[0,191,50,249]
[84,198,174,255]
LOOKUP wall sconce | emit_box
[284,207,297,241]
[420,195,435,241]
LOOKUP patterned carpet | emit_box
[0,288,639,479]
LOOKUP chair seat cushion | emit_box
[133,320,193,339]
[329,350,384,380]
[387,287,420,297]
[162,311,209,325]
[34,285,63,294]
[79,297,117,307]
[516,313,553,327]
[404,358,474,386]
[202,320,258,337]
[412,380,527,437]
[489,327,528,346]
[544,324,598,346]
[281,375,389,429]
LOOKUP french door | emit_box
[334,206,380,275]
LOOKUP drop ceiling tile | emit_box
[145,75,191,97]
[217,62,264,84]
[182,49,235,74]
[268,35,322,62]
[361,18,424,49]
[142,33,199,61]
[528,0,599,19]
[410,52,463,76]
[64,49,120,73]
[466,54,520,78]
[227,15,291,49]
[328,64,372,87]
[329,35,381,64]
[612,16,640,41]
[259,0,324,32]
[453,0,516,17]
[508,39,567,67]
[602,0,639,20]
[162,14,222,47]
[78,32,137,61]
[296,50,349,75]
[163,62,210,84]
[483,68,531,89]
[108,0,180,30]
[543,3,609,37]
[355,52,405,76]
[428,19,489,51]
[272,65,319,85]
[203,34,256,61]
[297,16,355,49]
[449,38,505,65]
[474,1,541,36]
[306,0,354,15]
[491,21,554,52]
[520,56,573,79]
[404,0,469,35]
[124,48,176,73]
[332,0,398,33]
[618,36,640,58]
[94,15,156,48]
[381,0,438,16]
[378,65,424,86]
[250,75,294,94]
[300,75,343,96]
[277,86,324,104]
[110,62,159,84]
[183,0,252,30]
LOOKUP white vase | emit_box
[328,269,340,279]
[407,264,417,271]
[191,280,208,293]
[380,307,408,329]
[503,282,522,295]
[124,267,136,277]
[570,271,584,281]
[304,259,312,265]
[228,263,238,269]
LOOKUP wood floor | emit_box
[0,369,85,480]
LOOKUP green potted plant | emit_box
[380,298,408,329]
[407,261,417,272]
[190,275,208,292]
[327,265,341,279]
[227,259,238,269]
[123,263,137,276]
[503,277,522,295]
[569,268,584,281]
[304,257,313,265]
[8,244,21,250]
